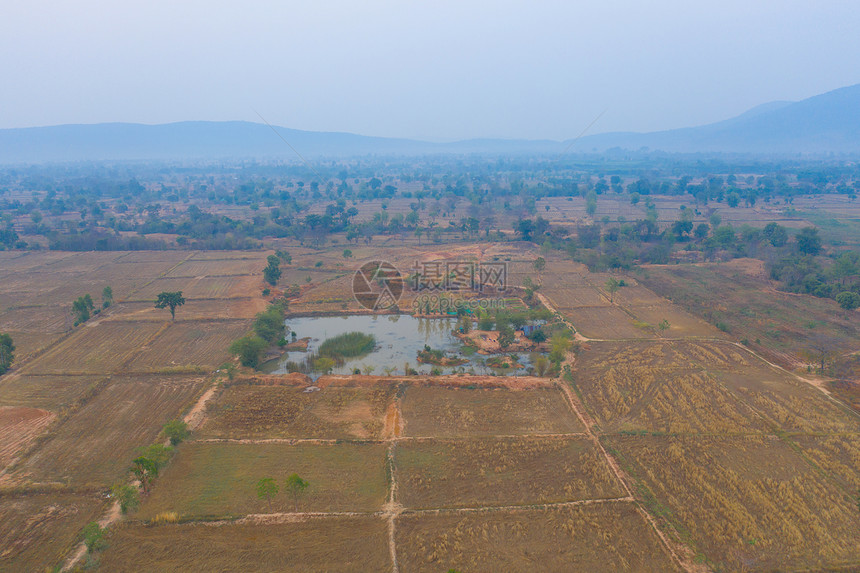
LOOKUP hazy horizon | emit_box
[2,0,859,141]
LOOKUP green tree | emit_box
[836,291,860,311]
[230,335,268,368]
[111,483,140,514]
[605,277,620,303]
[498,327,515,349]
[549,334,572,365]
[658,319,670,334]
[81,521,107,553]
[342,248,353,258]
[72,294,95,324]
[137,443,174,468]
[101,286,113,308]
[726,192,740,208]
[256,477,279,509]
[155,291,185,320]
[131,457,159,493]
[533,257,546,283]
[762,222,788,247]
[586,191,598,216]
[0,333,14,375]
[796,227,822,255]
[832,251,860,285]
[263,254,282,286]
[253,306,286,343]
[163,419,190,446]
[285,473,309,511]
[534,355,550,377]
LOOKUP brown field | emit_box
[97,517,391,572]
[0,251,78,272]
[137,442,389,519]
[180,274,260,299]
[400,385,584,437]
[565,306,651,339]
[108,297,267,321]
[639,262,860,368]
[126,320,251,372]
[22,320,165,375]
[396,437,625,509]
[0,329,68,362]
[788,434,860,492]
[606,434,860,571]
[125,276,197,301]
[0,304,69,333]
[199,382,396,440]
[164,257,264,278]
[0,374,103,410]
[627,304,721,337]
[0,406,56,469]
[27,251,119,273]
[188,251,269,260]
[12,375,205,487]
[396,503,680,572]
[0,493,105,572]
[571,340,857,434]
[114,251,193,264]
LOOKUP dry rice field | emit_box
[0,492,106,572]
[1,245,858,572]
[99,517,391,573]
[9,375,206,487]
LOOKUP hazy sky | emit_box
[1,1,858,140]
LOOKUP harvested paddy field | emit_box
[565,306,652,339]
[12,375,205,487]
[125,320,252,372]
[0,373,104,410]
[137,442,389,518]
[22,320,165,375]
[639,261,860,367]
[0,492,105,573]
[395,503,680,573]
[605,434,860,571]
[395,437,624,509]
[0,406,55,469]
[163,257,265,278]
[98,517,391,573]
[110,297,267,320]
[199,382,397,440]
[400,385,584,437]
[571,340,859,434]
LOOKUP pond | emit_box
[263,314,536,379]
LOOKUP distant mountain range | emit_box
[1,84,859,163]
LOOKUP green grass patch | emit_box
[137,442,388,519]
[318,332,376,359]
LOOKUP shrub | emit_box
[152,511,180,524]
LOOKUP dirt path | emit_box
[63,372,222,571]
[62,499,123,571]
[382,400,403,573]
[183,383,218,430]
[536,291,591,342]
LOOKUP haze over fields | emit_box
[2,82,860,162]
[2,2,860,572]
[2,1,859,143]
